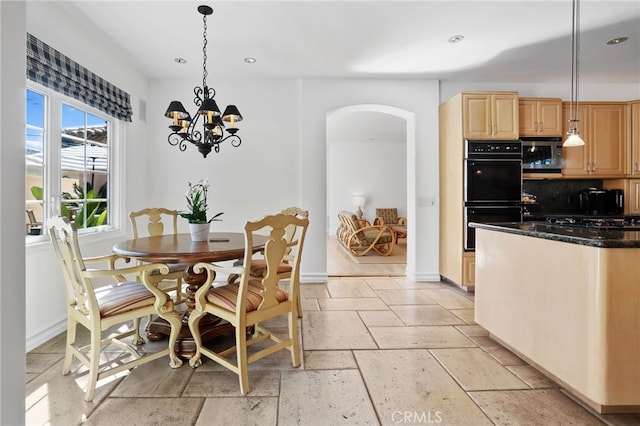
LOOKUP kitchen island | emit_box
[471,221,640,414]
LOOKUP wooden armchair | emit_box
[129,208,186,304]
[227,206,308,318]
[374,208,407,239]
[337,211,395,256]
[188,212,309,394]
[48,216,182,401]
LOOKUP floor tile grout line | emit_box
[426,348,497,425]
[351,348,384,426]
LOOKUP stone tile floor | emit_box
[26,277,640,425]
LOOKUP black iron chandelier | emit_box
[164,4,243,158]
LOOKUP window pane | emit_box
[26,90,45,128]
[61,104,109,230]
[26,89,45,236]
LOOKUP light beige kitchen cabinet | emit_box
[626,179,640,214]
[630,101,640,175]
[463,252,475,287]
[519,98,563,136]
[462,92,519,140]
[562,102,627,177]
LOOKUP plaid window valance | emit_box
[26,33,132,122]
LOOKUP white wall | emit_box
[0,2,26,423]
[147,77,301,234]
[328,141,407,234]
[146,78,442,282]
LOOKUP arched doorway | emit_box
[326,104,415,276]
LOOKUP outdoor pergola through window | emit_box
[25,87,111,237]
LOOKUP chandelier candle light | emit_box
[164,4,243,158]
[564,0,585,147]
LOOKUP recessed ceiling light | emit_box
[244,57,256,64]
[606,36,628,45]
[448,35,464,44]
[174,57,187,64]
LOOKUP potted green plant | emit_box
[179,178,223,241]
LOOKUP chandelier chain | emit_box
[202,13,208,89]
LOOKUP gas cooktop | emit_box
[545,216,640,230]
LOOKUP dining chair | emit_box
[228,206,308,318]
[129,208,186,305]
[188,212,309,394]
[48,216,182,401]
[26,209,43,235]
[373,207,407,238]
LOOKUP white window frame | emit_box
[26,82,123,244]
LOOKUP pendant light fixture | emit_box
[564,0,585,147]
[164,5,243,158]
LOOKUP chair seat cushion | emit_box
[206,279,288,312]
[249,259,292,277]
[361,229,394,244]
[96,281,155,317]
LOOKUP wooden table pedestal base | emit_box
[146,264,233,359]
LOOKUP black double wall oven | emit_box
[464,140,523,250]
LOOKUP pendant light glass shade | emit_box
[564,129,585,147]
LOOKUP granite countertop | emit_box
[469,221,640,248]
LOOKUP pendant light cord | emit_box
[570,0,581,125]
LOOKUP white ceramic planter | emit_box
[188,222,210,242]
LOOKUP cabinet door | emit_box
[561,103,590,176]
[463,252,475,288]
[627,179,640,214]
[463,94,492,139]
[537,100,563,136]
[590,104,626,176]
[631,102,640,175]
[492,94,519,139]
[518,100,537,136]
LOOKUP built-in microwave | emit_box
[521,136,563,174]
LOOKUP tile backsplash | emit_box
[523,179,603,216]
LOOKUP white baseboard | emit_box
[300,273,328,283]
[407,272,442,282]
[27,319,66,352]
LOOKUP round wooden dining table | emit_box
[113,232,268,359]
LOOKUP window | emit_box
[25,86,113,238]
[25,34,131,240]
[25,90,46,235]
